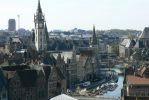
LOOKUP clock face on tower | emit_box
[39,23,43,28]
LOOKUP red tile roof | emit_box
[127,75,149,85]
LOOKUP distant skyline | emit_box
[0,0,149,31]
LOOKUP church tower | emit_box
[34,0,48,51]
[92,25,98,46]
[90,25,98,47]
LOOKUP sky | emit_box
[0,0,149,31]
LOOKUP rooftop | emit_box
[139,27,149,39]
[50,94,78,100]
[2,65,29,71]
[127,75,149,85]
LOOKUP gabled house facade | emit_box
[48,66,66,99]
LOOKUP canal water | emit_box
[53,51,124,98]
[103,75,124,98]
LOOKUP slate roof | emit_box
[134,40,145,48]
[2,65,29,71]
[43,65,51,80]
[139,27,149,39]
[43,54,56,66]
[17,70,38,87]
[55,67,65,80]
[120,38,136,48]
[49,66,65,81]
[1,64,64,88]
[2,65,38,87]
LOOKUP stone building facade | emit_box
[48,66,66,99]
[1,64,66,100]
[66,47,78,87]
[77,48,98,82]
[2,65,47,100]
[67,26,99,85]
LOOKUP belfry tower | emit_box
[34,0,49,52]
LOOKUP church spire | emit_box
[44,22,49,44]
[37,0,42,13]
[92,25,97,45]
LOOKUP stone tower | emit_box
[34,0,49,52]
